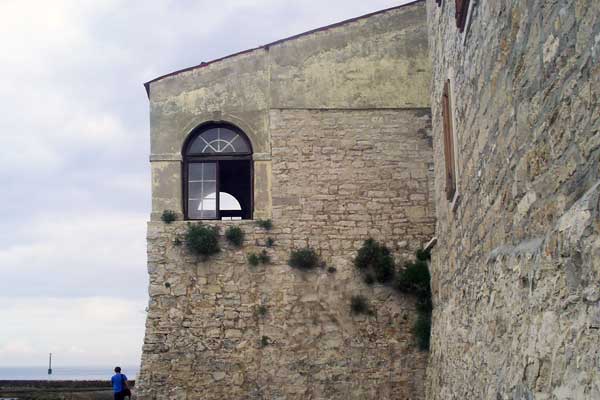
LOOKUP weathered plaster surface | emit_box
[268,4,429,109]
[426,0,600,398]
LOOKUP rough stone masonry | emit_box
[137,2,434,399]
[426,0,599,399]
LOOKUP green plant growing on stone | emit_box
[395,248,432,351]
[413,312,431,351]
[327,266,337,274]
[260,336,269,347]
[247,252,260,266]
[255,305,268,318]
[350,295,370,315]
[247,250,270,266]
[161,209,177,224]
[184,223,220,259]
[415,248,431,262]
[288,247,321,270]
[256,219,273,230]
[173,237,182,246]
[164,282,171,288]
[266,237,275,247]
[395,258,431,298]
[225,226,245,247]
[354,238,395,283]
[258,249,271,264]
[363,273,375,285]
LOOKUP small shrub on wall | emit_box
[247,250,270,266]
[255,305,268,318]
[247,253,260,266]
[395,249,432,351]
[395,258,430,297]
[225,226,244,247]
[354,238,395,283]
[184,223,220,259]
[413,312,431,351]
[350,295,371,315]
[256,219,273,230]
[161,210,177,224]
[260,336,269,347]
[258,249,271,264]
[288,247,320,270]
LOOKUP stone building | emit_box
[138,0,599,398]
[426,0,599,399]
[137,1,435,399]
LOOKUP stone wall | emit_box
[137,108,435,399]
[426,0,600,399]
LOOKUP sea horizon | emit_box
[0,365,139,381]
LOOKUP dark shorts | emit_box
[114,391,125,400]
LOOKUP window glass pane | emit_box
[189,163,216,181]
[229,135,249,153]
[218,128,236,142]
[188,182,203,199]
[188,163,203,181]
[202,183,216,200]
[202,163,216,179]
[188,128,218,154]
[188,199,202,219]
[200,198,216,211]
[201,209,217,218]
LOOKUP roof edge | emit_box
[143,0,424,98]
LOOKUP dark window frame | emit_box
[182,123,254,220]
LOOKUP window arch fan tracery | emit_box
[187,127,251,154]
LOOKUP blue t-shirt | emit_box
[111,373,128,393]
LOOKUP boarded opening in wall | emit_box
[442,79,456,201]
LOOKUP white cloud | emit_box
[0,212,148,298]
[0,296,146,366]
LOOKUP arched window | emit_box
[183,123,253,220]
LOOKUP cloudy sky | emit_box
[0,0,411,370]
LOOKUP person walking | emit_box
[110,366,130,400]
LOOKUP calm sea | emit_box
[0,366,138,381]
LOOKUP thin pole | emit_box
[48,353,52,375]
